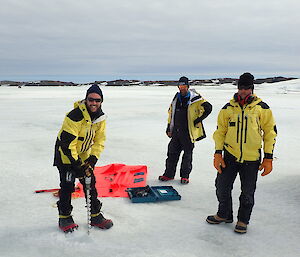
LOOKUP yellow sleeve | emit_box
[59,115,82,163]
[167,104,172,124]
[213,109,229,151]
[260,108,277,157]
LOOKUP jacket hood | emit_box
[173,88,203,105]
[74,100,106,123]
[189,89,203,103]
[229,94,262,108]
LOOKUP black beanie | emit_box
[179,76,189,86]
[238,73,254,90]
[86,84,103,101]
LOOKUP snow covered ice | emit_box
[0,81,299,257]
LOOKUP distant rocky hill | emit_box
[0,80,77,87]
[0,77,297,87]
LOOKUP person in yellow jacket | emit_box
[206,73,277,234]
[53,84,113,233]
[159,76,212,184]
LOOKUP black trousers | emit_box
[57,165,101,216]
[215,152,259,224]
[164,130,194,179]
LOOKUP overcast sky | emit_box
[0,0,299,82]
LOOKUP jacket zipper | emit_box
[239,109,244,162]
[244,115,248,143]
[256,117,261,134]
[237,115,240,143]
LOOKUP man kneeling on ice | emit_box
[53,84,113,233]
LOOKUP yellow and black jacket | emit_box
[213,95,277,163]
[54,100,106,167]
[167,89,212,143]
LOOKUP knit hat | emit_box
[238,73,254,90]
[86,84,103,101]
[179,76,189,86]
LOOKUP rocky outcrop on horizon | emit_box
[0,76,297,87]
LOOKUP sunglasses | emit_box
[238,85,252,90]
[87,97,102,103]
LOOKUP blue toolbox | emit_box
[126,185,181,203]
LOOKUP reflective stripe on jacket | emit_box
[213,95,277,162]
[168,89,212,143]
[54,100,106,166]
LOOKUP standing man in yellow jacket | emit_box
[54,84,113,233]
[159,76,212,184]
[206,73,277,234]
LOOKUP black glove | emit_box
[85,155,98,168]
[72,159,86,178]
[193,117,203,126]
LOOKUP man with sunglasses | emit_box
[206,72,277,234]
[159,76,212,184]
[53,84,113,233]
